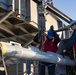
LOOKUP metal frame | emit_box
[0,0,15,23]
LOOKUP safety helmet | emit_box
[47,30,54,39]
[70,20,76,27]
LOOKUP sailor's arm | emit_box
[63,30,76,53]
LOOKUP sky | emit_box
[53,0,76,25]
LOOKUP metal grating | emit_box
[0,15,38,46]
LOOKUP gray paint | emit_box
[1,43,75,66]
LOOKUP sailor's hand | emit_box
[62,49,67,57]
[60,50,66,57]
[63,49,66,53]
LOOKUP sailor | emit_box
[63,20,76,59]
[38,25,60,75]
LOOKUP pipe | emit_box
[0,42,75,66]
[19,0,21,15]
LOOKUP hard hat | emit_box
[70,20,76,27]
[47,30,54,39]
